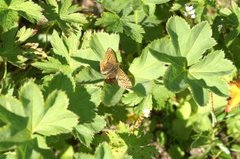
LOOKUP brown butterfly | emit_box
[100,48,132,89]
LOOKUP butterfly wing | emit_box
[100,48,118,75]
[105,48,117,63]
[116,68,132,89]
[100,48,132,89]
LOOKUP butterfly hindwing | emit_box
[116,68,132,89]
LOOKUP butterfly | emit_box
[100,48,132,89]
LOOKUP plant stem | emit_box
[3,59,7,80]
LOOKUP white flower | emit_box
[218,24,223,31]
[191,14,196,19]
[188,9,195,15]
[184,4,196,19]
[185,5,194,12]
[143,109,151,118]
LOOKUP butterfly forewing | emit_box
[100,48,118,75]
[116,68,132,89]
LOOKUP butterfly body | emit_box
[100,48,132,89]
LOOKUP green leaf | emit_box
[19,81,78,136]
[83,115,106,133]
[147,0,170,4]
[0,96,30,150]
[149,38,186,66]
[72,48,100,71]
[134,94,153,115]
[114,132,157,158]
[16,26,37,44]
[129,40,165,84]
[0,0,8,9]
[32,57,68,73]
[10,1,44,23]
[0,26,40,67]
[43,73,75,97]
[19,81,45,132]
[123,22,145,43]
[41,0,86,32]
[101,0,132,14]
[59,0,87,24]
[0,27,25,67]
[96,7,146,42]
[164,65,188,92]
[176,101,191,120]
[166,16,190,57]
[122,92,144,106]
[32,57,72,74]
[50,30,71,64]
[102,84,125,106]
[188,50,234,96]
[34,90,78,136]
[69,86,101,121]
[74,124,94,147]
[70,85,106,146]
[96,12,124,33]
[149,16,233,105]
[0,152,16,159]
[63,30,82,56]
[95,142,113,159]
[166,16,216,65]
[74,153,94,159]
[74,115,106,147]
[187,79,209,106]
[0,0,44,31]
[90,32,120,61]
[16,139,55,159]
[184,22,216,65]
[189,51,234,77]
[75,66,104,84]
[99,0,160,42]
[0,10,18,31]
[172,119,192,142]
[34,30,84,73]
[152,84,174,110]
[190,113,212,132]
[226,114,240,139]
[0,95,25,117]
[203,77,229,97]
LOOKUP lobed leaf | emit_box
[75,66,104,84]
[10,1,44,23]
[95,142,113,159]
[129,40,165,85]
[19,81,78,136]
[102,84,125,106]
[122,92,144,106]
[34,90,78,136]
[166,16,216,65]
[74,115,106,147]
[19,81,45,133]
[189,51,235,77]
[164,65,188,92]
[90,32,120,61]
[96,12,124,33]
